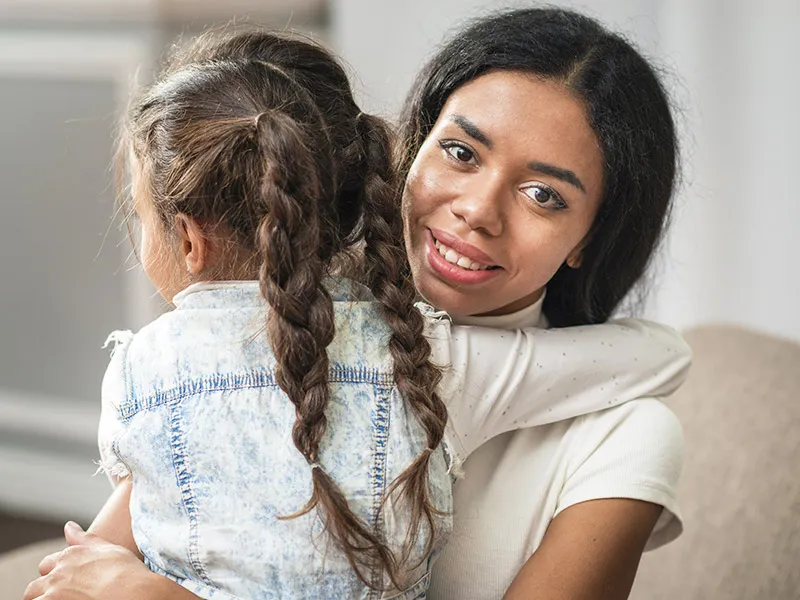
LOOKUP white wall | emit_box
[3,0,796,523]
[0,26,161,522]
[332,0,800,342]
[331,0,526,117]
[0,0,327,523]
[653,0,800,342]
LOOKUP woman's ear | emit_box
[566,244,585,269]
[174,214,207,276]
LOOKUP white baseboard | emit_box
[0,388,98,447]
[0,388,110,523]
[0,445,110,524]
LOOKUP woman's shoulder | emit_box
[493,400,683,524]
[498,398,682,469]
[568,398,683,457]
[555,399,684,546]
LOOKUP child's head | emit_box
[122,28,446,589]
[125,29,381,300]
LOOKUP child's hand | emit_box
[23,522,153,600]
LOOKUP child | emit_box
[93,28,690,600]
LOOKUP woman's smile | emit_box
[403,71,603,317]
[425,228,504,285]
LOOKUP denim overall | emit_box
[99,279,451,599]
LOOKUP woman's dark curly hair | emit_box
[401,7,678,326]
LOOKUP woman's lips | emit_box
[429,228,499,267]
[425,229,502,285]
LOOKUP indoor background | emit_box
[0,0,797,543]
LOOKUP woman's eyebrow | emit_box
[528,161,586,193]
[448,114,586,194]
[450,115,492,148]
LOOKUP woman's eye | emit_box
[440,141,476,164]
[522,184,567,210]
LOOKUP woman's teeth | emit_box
[434,238,492,271]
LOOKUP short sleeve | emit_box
[97,330,134,484]
[556,398,685,550]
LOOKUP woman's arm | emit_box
[23,480,200,600]
[503,498,661,600]
[23,522,200,600]
[504,398,683,599]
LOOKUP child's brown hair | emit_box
[122,28,447,588]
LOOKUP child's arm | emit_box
[86,477,141,558]
[426,317,691,458]
[26,327,203,600]
[91,331,141,556]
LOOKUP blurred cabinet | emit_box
[0,0,326,521]
[0,0,326,24]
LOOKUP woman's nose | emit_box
[449,175,505,236]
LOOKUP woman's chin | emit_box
[416,281,490,317]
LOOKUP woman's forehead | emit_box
[440,72,587,135]
[434,71,603,187]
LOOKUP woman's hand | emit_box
[23,521,186,600]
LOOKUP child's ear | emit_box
[174,214,207,276]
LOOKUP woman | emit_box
[400,8,682,600]
[26,8,683,600]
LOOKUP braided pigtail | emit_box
[130,26,446,589]
[356,113,448,565]
[253,110,399,587]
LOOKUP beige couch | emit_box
[0,538,64,598]
[630,325,800,600]
[2,325,798,600]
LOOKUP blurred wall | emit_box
[332,0,800,342]
[0,24,160,521]
[1,0,797,523]
[0,0,326,522]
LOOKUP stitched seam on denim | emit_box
[111,341,135,474]
[146,560,244,600]
[121,364,395,420]
[168,399,214,586]
[367,383,393,595]
[329,363,395,386]
[382,570,431,600]
[117,337,134,430]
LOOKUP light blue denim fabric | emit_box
[99,279,452,600]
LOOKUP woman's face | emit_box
[403,71,605,317]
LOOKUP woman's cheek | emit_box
[407,160,454,216]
